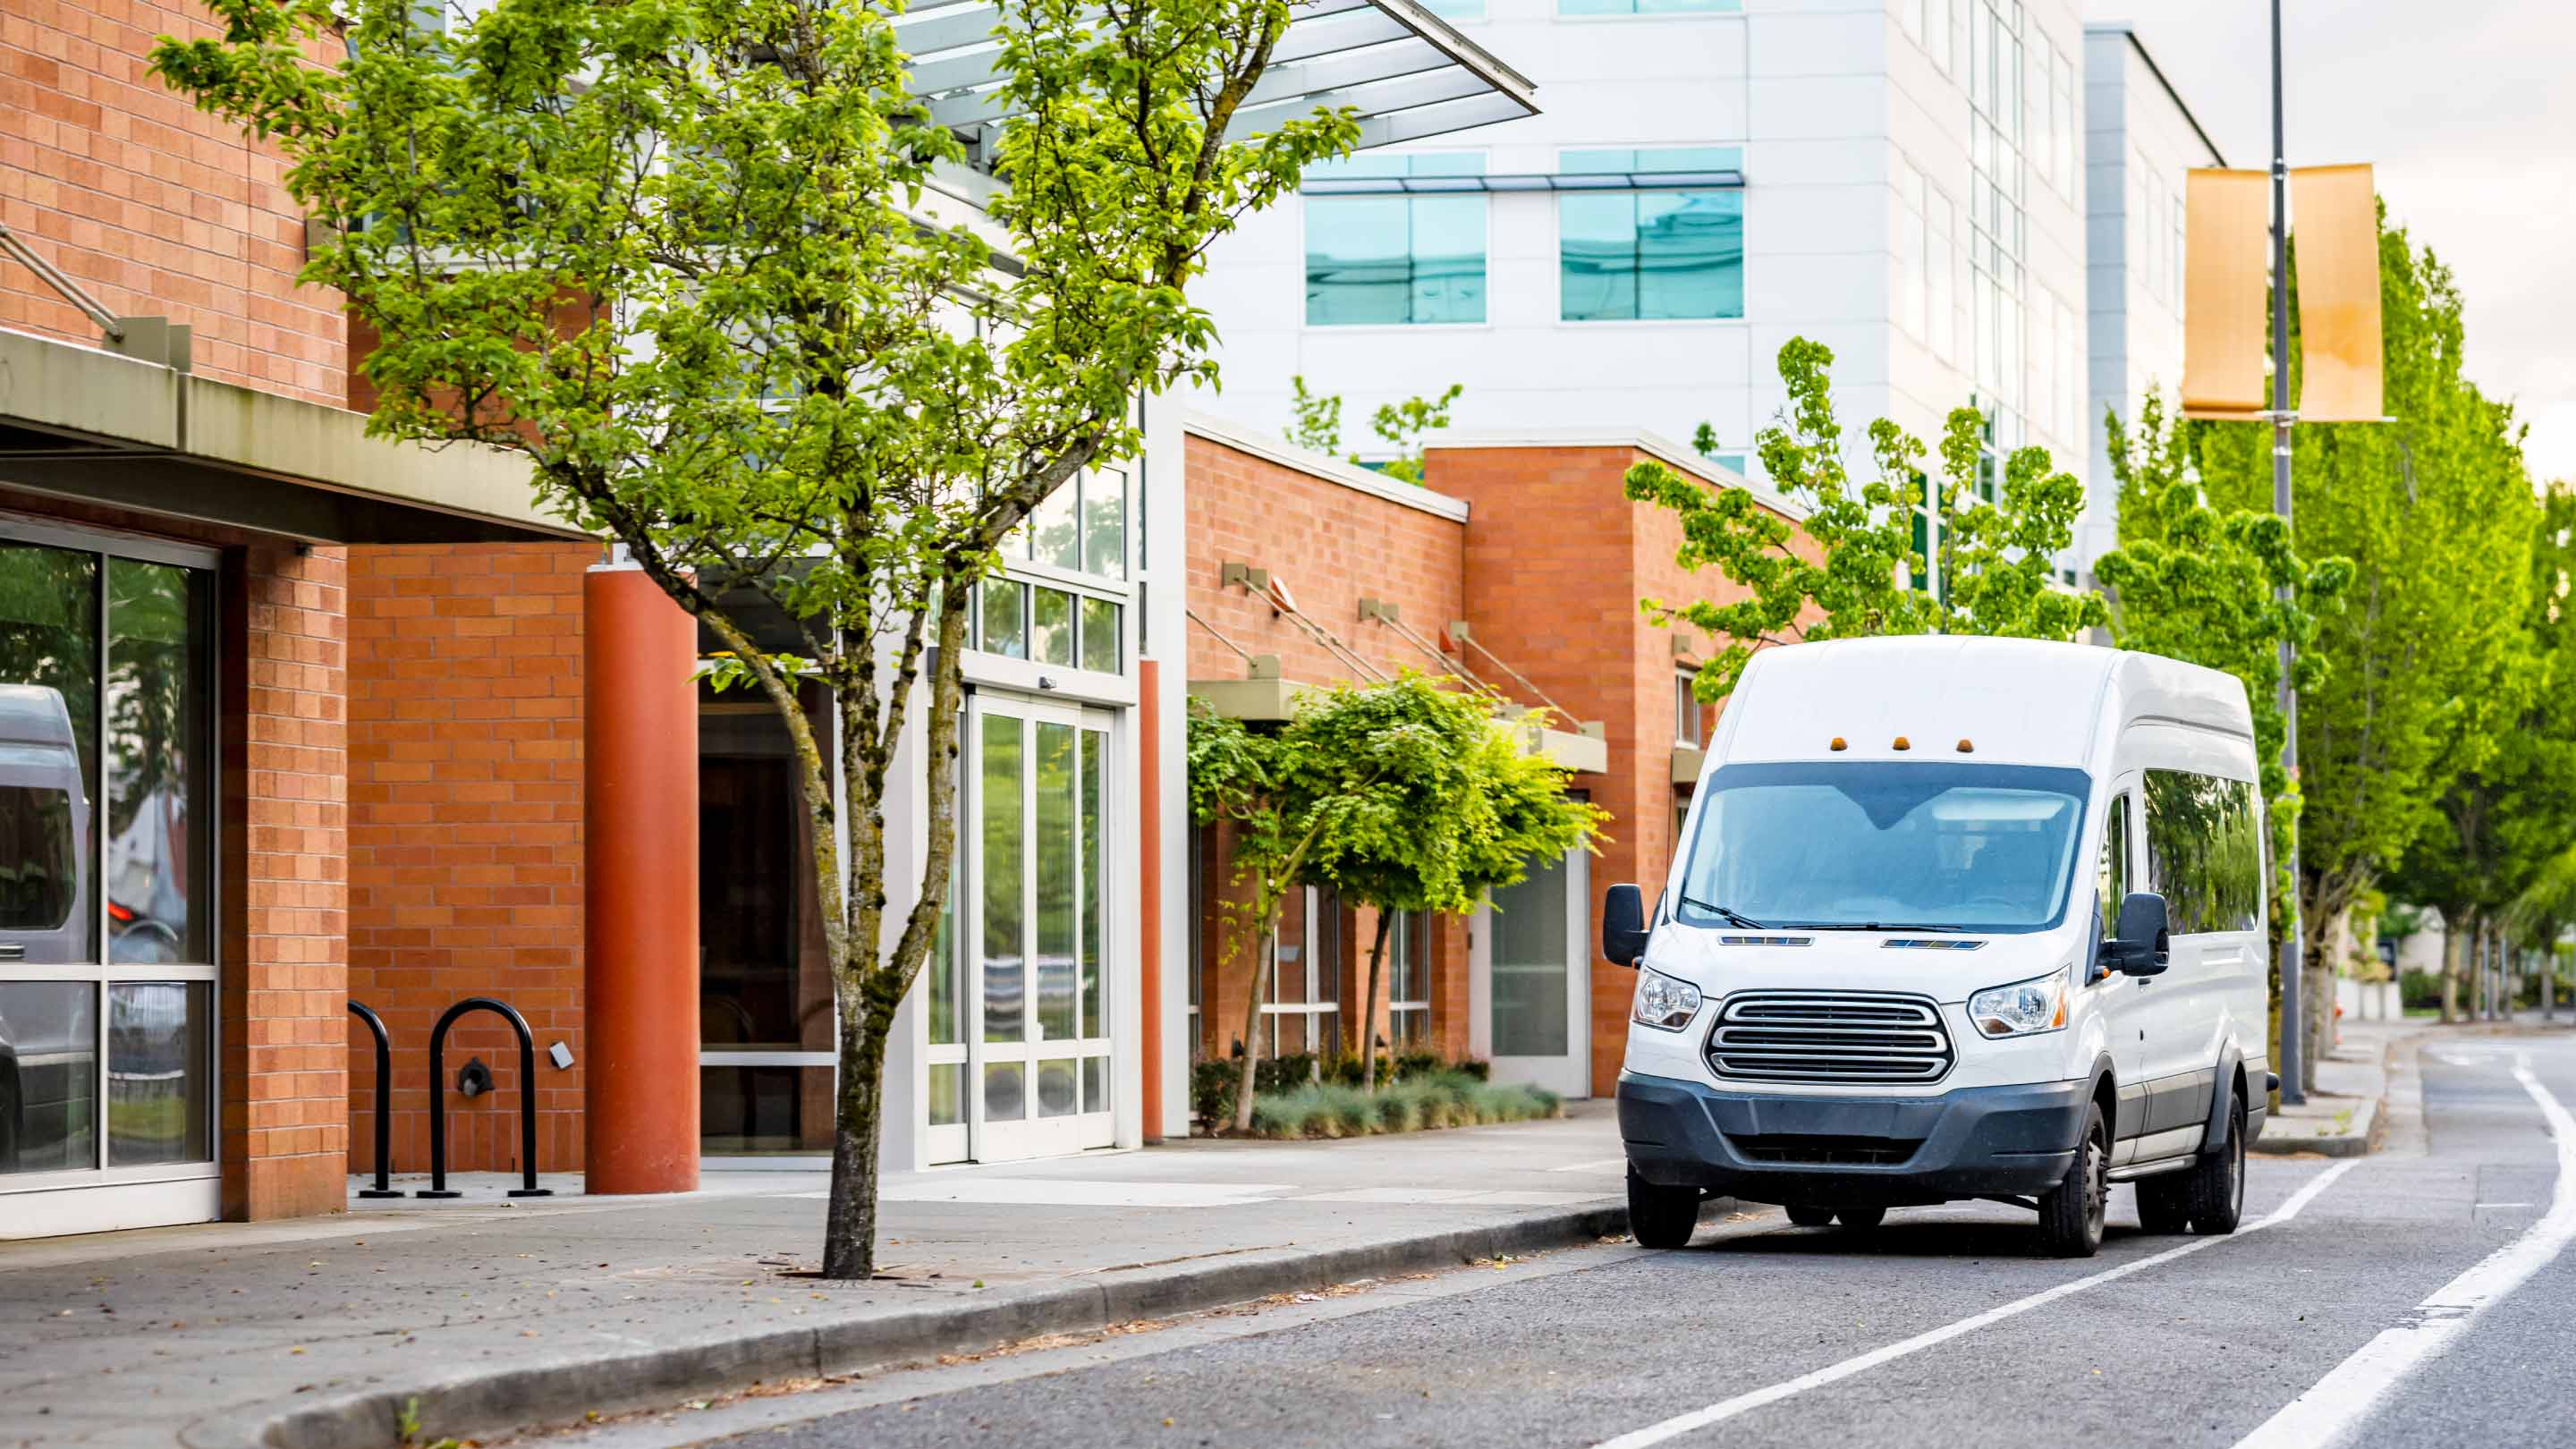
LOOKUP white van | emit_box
[1604,637,2274,1258]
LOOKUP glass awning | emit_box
[1300,166,1745,195]
[895,0,1538,154]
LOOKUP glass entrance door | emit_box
[1484,846,1589,1097]
[962,698,1113,1161]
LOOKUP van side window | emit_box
[2143,769,2262,934]
[2097,792,2128,938]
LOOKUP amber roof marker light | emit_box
[1893,736,1911,751]
[1829,736,1848,751]
[1957,738,1974,753]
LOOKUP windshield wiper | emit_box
[1792,922,1973,933]
[1680,894,1767,930]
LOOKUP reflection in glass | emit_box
[984,1062,1025,1122]
[1037,1057,1078,1118]
[0,543,99,965]
[1080,729,1104,1040]
[1034,723,1077,1042]
[108,980,210,1164]
[1083,470,1126,579]
[1304,157,1490,327]
[980,716,1025,1043]
[979,579,1026,658]
[106,561,207,963]
[699,684,834,1052]
[928,1063,964,1127]
[1080,598,1119,674]
[1031,483,1080,572]
[1490,852,1571,1057]
[1032,589,1074,667]
[0,981,97,1173]
[1082,1055,1108,1116]
[699,1063,838,1154]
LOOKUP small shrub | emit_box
[1191,1059,1239,1130]
[2399,970,2444,1011]
[1255,1052,1319,1095]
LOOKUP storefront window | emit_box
[1559,148,1744,322]
[1,530,214,1182]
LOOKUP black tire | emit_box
[2038,1099,2109,1258]
[1628,1168,1701,1249]
[1835,1206,1886,1230]
[2186,1092,2247,1235]
[2134,1172,2192,1233]
[1784,1203,1836,1227]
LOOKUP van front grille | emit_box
[1706,992,1955,1084]
[1729,1133,1923,1165]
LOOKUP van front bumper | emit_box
[1617,1071,2089,1207]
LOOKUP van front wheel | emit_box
[2038,1100,2109,1258]
[1628,1169,1701,1250]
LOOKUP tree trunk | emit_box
[1358,908,1394,1094]
[2301,922,2332,1095]
[1233,912,1278,1134]
[820,989,897,1279]
[2440,919,2462,1024]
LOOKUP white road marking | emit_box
[1585,1159,2361,1449]
[1550,1157,1631,1174]
[2230,1052,2576,1449]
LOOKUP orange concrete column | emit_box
[1139,659,1165,1144]
[582,564,699,1193]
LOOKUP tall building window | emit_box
[1896,157,1957,356]
[1675,670,1704,747]
[1304,154,1487,326]
[1560,0,1737,13]
[1558,147,1744,322]
[2046,41,2077,199]
[1968,0,2027,459]
[1904,0,1957,72]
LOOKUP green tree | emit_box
[1301,682,1606,1090]
[154,0,1356,1277]
[1624,337,2106,703]
[1284,377,1464,484]
[2187,218,2537,1075]
[2093,392,2353,1006]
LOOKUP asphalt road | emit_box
[624,1030,2576,1449]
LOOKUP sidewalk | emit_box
[2253,1015,2428,1157]
[0,1109,1631,1449]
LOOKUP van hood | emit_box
[1640,921,2081,1006]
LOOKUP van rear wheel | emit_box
[2186,1092,2247,1234]
[2038,1100,2109,1258]
[1784,1204,1836,1227]
[1628,1169,1701,1250]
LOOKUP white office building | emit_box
[1191,1,2219,575]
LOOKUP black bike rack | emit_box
[418,996,552,1199]
[346,1001,402,1199]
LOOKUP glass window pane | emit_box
[928,1063,964,1126]
[1410,196,1486,325]
[979,579,1026,658]
[1032,588,1074,667]
[1080,729,1104,1038]
[107,980,210,1165]
[106,560,208,964]
[1562,148,1636,175]
[1031,482,1080,572]
[1081,1055,1108,1115]
[981,715,1025,1043]
[1083,469,1126,579]
[1637,146,1741,174]
[1306,197,1411,326]
[983,1061,1025,1122]
[1560,192,1637,321]
[0,980,97,1173]
[1036,1057,1079,1118]
[699,1063,838,1154]
[0,542,99,965]
[929,869,958,1046]
[699,682,834,1050]
[1490,852,1570,1057]
[1639,190,1741,319]
[1080,598,1120,674]
[1035,722,1077,1042]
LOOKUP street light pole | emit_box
[2270,0,2307,1105]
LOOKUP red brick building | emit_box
[1181,414,1813,1101]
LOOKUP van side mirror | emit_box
[2103,891,2171,976]
[1602,884,1648,968]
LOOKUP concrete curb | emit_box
[2250,1030,2407,1159]
[190,1201,1627,1449]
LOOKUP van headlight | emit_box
[1967,969,2070,1038]
[1631,968,1703,1031]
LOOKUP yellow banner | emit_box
[2291,164,2385,423]
[2182,168,2274,418]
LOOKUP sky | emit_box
[2100,1,2576,484]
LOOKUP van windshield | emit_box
[1676,762,2090,935]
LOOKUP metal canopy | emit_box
[895,0,1538,154]
[1301,166,1746,195]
